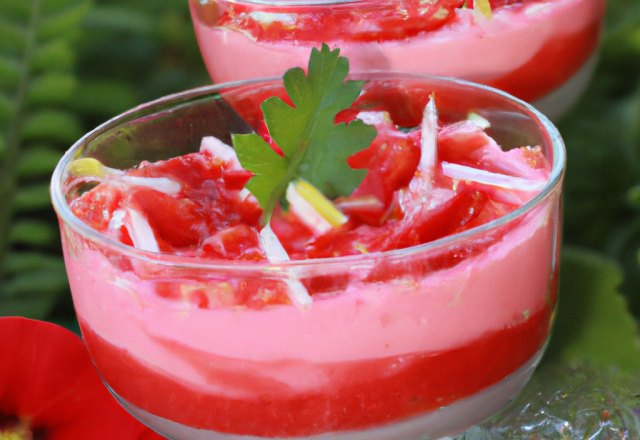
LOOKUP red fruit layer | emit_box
[486,20,602,102]
[81,306,551,437]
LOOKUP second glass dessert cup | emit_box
[190,0,606,119]
[51,73,565,440]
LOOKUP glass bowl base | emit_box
[108,343,546,440]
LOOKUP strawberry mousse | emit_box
[51,70,564,440]
[190,0,605,118]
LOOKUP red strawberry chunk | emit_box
[347,112,421,224]
[128,187,209,250]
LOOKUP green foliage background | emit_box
[1,0,640,367]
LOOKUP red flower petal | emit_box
[0,317,165,440]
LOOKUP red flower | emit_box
[0,317,165,440]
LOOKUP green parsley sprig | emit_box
[233,44,377,225]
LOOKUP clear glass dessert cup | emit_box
[51,73,565,440]
[190,0,606,119]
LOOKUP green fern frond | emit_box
[0,0,91,320]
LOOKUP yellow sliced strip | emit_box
[67,158,108,177]
[293,180,348,228]
[474,0,492,19]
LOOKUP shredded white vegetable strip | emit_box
[420,98,438,191]
[335,195,384,211]
[259,224,291,264]
[119,176,181,195]
[200,136,242,170]
[123,207,160,253]
[66,158,181,195]
[441,162,546,191]
[260,224,313,310]
[401,98,439,215]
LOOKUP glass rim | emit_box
[50,71,566,272]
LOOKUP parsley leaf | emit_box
[233,43,377,223]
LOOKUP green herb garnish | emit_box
[233,43,377,224]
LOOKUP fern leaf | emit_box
[17,144,63,178]
[0,56,21,89]
[0,0,90,325]
[31,39,75,72]
[9,219,57,246]
[37,0,92,41]
[20,109,83,142]
[0,19,28,53]
[13,184,52,212]
[2,251,65,274]
[0,91,16,123]
[26,72,77,105]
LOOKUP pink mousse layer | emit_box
[193,0,605,85]
[63,194,557,398]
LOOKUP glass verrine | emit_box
[190,0,606,119]
[51,73,565,440]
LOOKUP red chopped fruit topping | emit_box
[68,99,549,308]
[70,140,264,259]
[346,112,422,225]
[196,0,544,44]
[210,0,466,43]
[70,111,549,262]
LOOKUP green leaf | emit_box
[82,6,154,35]
[0,19,27,53]
[72,80,138,117]
[20,110,83,143]
[234,134,289,214]
[17,144,62,178]
[545,247,640,372]
[26,72,77,105]
[2,268,69,297]
[31,39,75,72]
[0,294,58,320]
[0,55,22,89]
[9,219,57,246]
[0,0,32,22]
[13,184,52,211]
[36,0,91,41]
[0,91,16,124]
[234,44,377,220]
[2,252,65,274]
[42,0,89,14]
